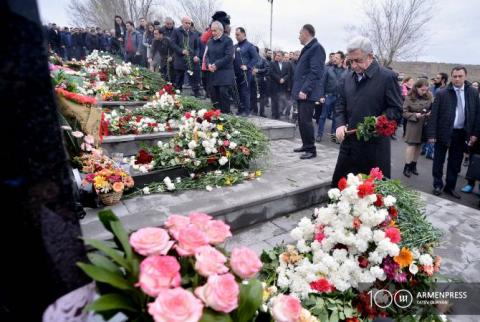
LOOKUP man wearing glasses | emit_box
[331,36,403,186]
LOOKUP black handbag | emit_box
[466,154,480,181]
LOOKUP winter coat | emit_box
[291,37,326,102]
[403,95,432,144]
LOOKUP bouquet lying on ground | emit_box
[347,115,397,141]
[78,210,266,322]
[260,168,443,321]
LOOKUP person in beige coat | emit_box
[403,78,433,177]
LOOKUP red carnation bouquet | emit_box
[346,115,397,141]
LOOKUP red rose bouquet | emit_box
[346,115,397,141]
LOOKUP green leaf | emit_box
[86,293,138,312]
[84,238,131,271]
[110,220,133,260]
[77,263,133,290]
[329,309,339,322]
[87,253,121,273]
[98,210,133,260]
[199,308,233,322]
[232,279,263,322]
[343,306,354,318]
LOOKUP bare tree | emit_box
[68,0,163,30]
[351,0,434,67]
[168,0,222,32]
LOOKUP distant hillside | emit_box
[391,61,480,82]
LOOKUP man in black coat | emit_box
[170,16,200,92]
[291,24,326,159]
[427,66,480,198]
[205,21,235,113]
[233,27,260,116]
[270,51,292,119]
[252,53,270,117]
[331,36,402,186]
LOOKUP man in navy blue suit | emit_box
[291,24,326,159]
[234,27,260,116]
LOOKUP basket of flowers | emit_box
[84,168,134,205]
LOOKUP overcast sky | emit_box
[37,0,480,64]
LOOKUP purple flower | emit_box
[394,272,407,283]
[382,257,399,280]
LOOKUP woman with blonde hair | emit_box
[403,78,433,177]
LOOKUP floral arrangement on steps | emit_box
[51,50,166,102]
[260,169,444,322]
[119,108,269,196]
[130,109,269,173]
[101,87,213,136]
[78,210,267,322]
[126,169,263,197]
[83,168,134,206]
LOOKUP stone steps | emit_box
[81,139,338,240]
[101,116,296,156]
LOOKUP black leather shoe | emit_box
[293,147,306,153]
[300,152,317,159]
[444,189,461,199]
[433,187,442,196]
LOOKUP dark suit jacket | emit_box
[170,27,199,71]
[205,35,235,86]
[269,61,292,94]
[427,82,480,145]
[291,38,326,102]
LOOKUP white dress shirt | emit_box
[453,85,465,129]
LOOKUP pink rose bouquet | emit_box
[78,209,267,322]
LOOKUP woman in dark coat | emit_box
[402,78,433,177]
[113,15,126,55]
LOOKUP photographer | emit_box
[402,78,433,177]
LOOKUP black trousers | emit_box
[271,90,288,119]
[253,77,268,115]
[331,136,391,187]
[211,85,231,114]
[432,129,467,191]
[174,69,185,91]
[297,100,316,153]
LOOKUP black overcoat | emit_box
[331,60,403,186]
[170,27,199,71]
[205,34,235,86]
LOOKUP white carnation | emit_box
[328,188,341,200]
[419,254,433,266]
[188,140,197,149]
[383,195,396,207]
[373,230,386,243]
[409,263,419,275]
[218,156,228,166]
[370,266,386,281]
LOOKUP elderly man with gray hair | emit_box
[331,36,402,186]
[204,20,235,113]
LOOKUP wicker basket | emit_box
[99,191,123,206]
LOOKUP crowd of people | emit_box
[45,11,480,205]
